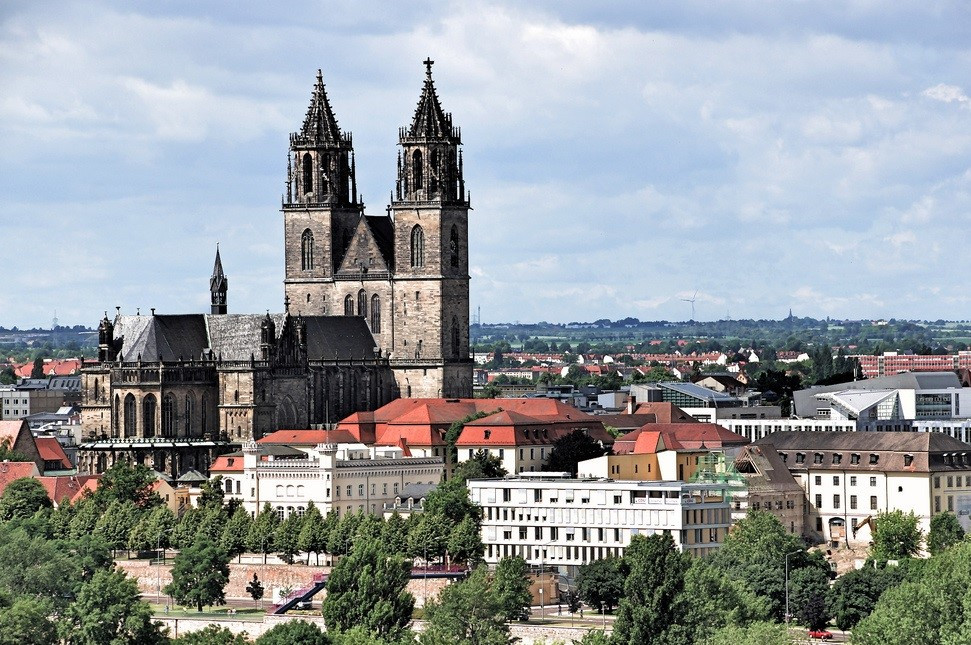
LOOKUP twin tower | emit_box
[281,60,472,398]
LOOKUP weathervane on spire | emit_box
[423,57,434,75]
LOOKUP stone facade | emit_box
[282,62,472,399]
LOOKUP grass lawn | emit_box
[149,604,265,621]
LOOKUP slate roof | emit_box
[111,313,377,362]
[365,215,395,269]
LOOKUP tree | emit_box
[246,503,279,563]
[297,503,329,565]
[612,533,689,644]
[706,621,791,645]
[576,557,625,613]
[872,509,923,561]
[0,596,57,645]
[0,477,52,521]
[407,510,451,563]
[255,620,330,645]
[789,565,831,630]
[322,538,414,640]
[198,476,226,509]
[128,503,176,553]
[63,567,167,645]
[30,357,44,379]
[928,511,965,555]
[445,411,496,467]
[328,510,362,557]
[69,496,101,540]
[245,573,264,610]
[195,504,229,544]
[423,476,479,527]
[172,624,249,645]
[95,461,160,508]
[221,506,252,561]
[94,499,141,554]
[826,563,906,631]
[543,429,610,476]
[0,526,79,604]
[171,507,203,549]
[447,515,484,566]
[492,555,532,622]
[420,565,510,645]
[454,450,507,483]
[165,540,231,612]
[382,511,409,557]
[275,511,304,564]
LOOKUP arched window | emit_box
[370,294,381,333]
[113,394,120,437]
[301,229,314,271]
[357,289,367,317]
[452,316,461,358]
[184,394,194,437]
[412,150,423,190]
[161,394,175,437]
[344,295,354,316]
[124,394,136,438]
[301,153,313,194]
[224,478,233,493]
[450,224,459,268]
[93,378,100,402]
[410,225,424,268]
[143,394,157,438]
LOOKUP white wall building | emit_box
[468,474,731,574]
[211,442,443,520]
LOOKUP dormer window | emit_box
[814,453,823,465]
[851,453,861,465]
[779,452,788,463]
[484,430,491,440]
[796,453,805,464]
[904,454,914,467]
[869,453,879,465]
[832,454,842,465]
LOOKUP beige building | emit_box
[731,443,805,536]
[210,441,443,520]
[758,431,971,548]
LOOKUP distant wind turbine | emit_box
[681,291,697,321]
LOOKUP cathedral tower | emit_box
[210,245,228,315]
[283,70,362,316]
[388,59,472,397]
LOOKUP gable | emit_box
[336,216,391,275]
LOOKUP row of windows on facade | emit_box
[741,499,798,511]
[814,492,880,511]
[115,392,209,438]
[782,451,888,466]
[299,224,460,272]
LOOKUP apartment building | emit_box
[468,474,731,574]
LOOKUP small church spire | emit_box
[210,244,228,315]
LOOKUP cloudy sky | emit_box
[2,1,969,328]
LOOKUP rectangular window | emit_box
[833,476,840,486]
[870,496,878,510]
[503,489,511,502]
[535,526,542,540]
[613,528,621,542]
[519,527,527,540]
[815,475,822,486]
[935,496,941,513]
[613,495,623,504]
[850,495,857,510]
[948,476,954,488]
[550,527,559,540]
[816,517,823,531]
[948,496,954,512]
[534,489,542,503]
[935,477,941,489]
[815,494,822,508]
[850,476,857,486]
[870,477,877,487]
[346,485,352,497]
[833,494,841,510]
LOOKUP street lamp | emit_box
[539,587,544,620]
[784,550,802,627]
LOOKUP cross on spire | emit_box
[423,57,434,75]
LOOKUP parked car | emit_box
[808,630,833,640]
[296,600,313,610]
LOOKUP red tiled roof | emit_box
[0,420,27,446]
[70,478,99,503]
[210,454,243,472]
[35,436,72,469]
[258,429,358,446]
[615,423,749,454]
[36,475,98,506]
[11,358,81,378]
[0,462,41,497]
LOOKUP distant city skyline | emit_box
[2,1,969,328]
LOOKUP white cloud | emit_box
[923,84,970,106]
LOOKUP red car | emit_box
[808,630,833,640]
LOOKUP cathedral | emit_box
[77,61,473,477]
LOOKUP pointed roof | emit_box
[407,58,459,141]
[212,245,225,279]
[299,69,343,144]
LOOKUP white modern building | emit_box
[468,474,731,574]
[210,441,443,520]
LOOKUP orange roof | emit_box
[0,462,41,497]
[210,454,243,472]
[0,420,28,446]
[36,475,98,505]
[258,429,358,446]
[615,423,748,454]
[35,436,72,469]
[70,478,100,503]
[11,358,81,378]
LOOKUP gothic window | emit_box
[113,394,120,437]
[143,394,157,438]
[357,289,367,317]
[344,295,354,316]
[161,394,175,437]
[301,153,313,194]
[123,394,135,437]
[93,378,100,402]
[370,294,381,333]
[450,224,459,268]
[184,394,194,437]
[200,394,208,435]
[410,225,424,268]
[301,229,314,271]
[412,150,423,190]
[430,149,440,195]
[452,316,461,358]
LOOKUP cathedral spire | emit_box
[406,58,460,142]
[300,69,343,143]
[210,244,228,315]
